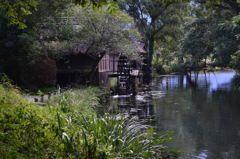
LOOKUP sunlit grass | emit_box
[0,81,181,158]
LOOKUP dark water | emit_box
[108,70,240,159]
[153,71,240,159]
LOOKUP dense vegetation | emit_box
[1,0,240,87]
[0,0,141,88]
[0,75,181,158]
[1,1,240,158]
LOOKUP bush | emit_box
[0,84,60,158]
[170,63,183,72]
[153,64,166,74]
[163,65,172,74]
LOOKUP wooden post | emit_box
[41,95,44,102]
[48,92,51,99]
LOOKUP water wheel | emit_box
[117,55,132,95]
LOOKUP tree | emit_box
[0,0,37,29]
[153,3,193,66]
[194,0,240,14]
[45,6,141,82]
[0,0,141,87]
[179,2,240,68]
[230,0,240,70]
[0,0,75,87]
[0,0,118,29]
[118,0,189,65]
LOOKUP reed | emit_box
[0,82,181,158]
[54,112,182,158]
[46,87,101,114]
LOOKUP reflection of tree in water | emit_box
[184,73,240,158]
[155,72,240,158]
[231,74,240,89]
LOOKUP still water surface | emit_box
[153,70,240,159]
[109,70,240,158]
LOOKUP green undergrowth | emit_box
[0,83,182,158]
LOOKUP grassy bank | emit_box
[0,83,181,158]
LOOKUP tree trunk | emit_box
[148,35,155,65]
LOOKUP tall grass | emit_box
[54,113,181,158]
[110,78,117,93]
[46,87,100,114]
[0,81,181,158]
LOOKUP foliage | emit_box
[180,7,240,68]
[165,0,240,14]
[110,78,118,93]
[0,0,73,87]
[162,65,172,74]
[194,0,240,14]
[0,0,38,29]
[231,73,240,89]
[0,0,119,29]
[154,63,183,74]
[118,0,190,64]
[0,83,60,158]
[231,50,240,70]
[0,81,181,158]
[62,113,181,158]
[46,87,101,114]
[43,5,142,81]
[231,4,240,70]
[170,63,184,72]
[0,0,141,87]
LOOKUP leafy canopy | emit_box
[119,0,190,64]
[179,1,240,68]
[0,0,118,29]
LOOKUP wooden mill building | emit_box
[56,43,148,95]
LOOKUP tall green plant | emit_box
[54,113,182,158]
[1,83,181,158]
[0,84,61,158]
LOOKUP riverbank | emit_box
[154,66,235,77]
[0,84,181,158]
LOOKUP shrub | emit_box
[0,84,60,158]
[163,65,172,74]
[170,63,183,72]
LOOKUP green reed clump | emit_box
[52,112,182,158]
[46,87,101,114]
[0,80,181,158]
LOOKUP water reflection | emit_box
[108,93,156,123]
[154,71,240,159]
[105,70,240,158]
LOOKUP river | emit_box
[108,70,240,159]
